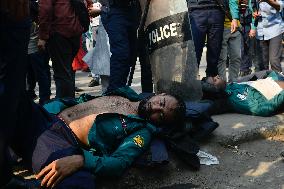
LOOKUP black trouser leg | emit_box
[0,16,30,186]
[48,33,80,98]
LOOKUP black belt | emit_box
[111,0,137,8]
[189,5,221,10]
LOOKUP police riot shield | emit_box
[139,0,202,100]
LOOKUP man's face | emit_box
[207,75,226,90]
[138,93,178,126]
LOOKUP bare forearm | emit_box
[276,81,284,89]
[264,0,281,11]
[36,155,84,188]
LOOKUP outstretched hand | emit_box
[36,155,84,188]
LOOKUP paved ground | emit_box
[19,48,284,189]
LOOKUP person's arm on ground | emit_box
[83,128,152,176]
[36,127,152,187]
[36,155,84,188]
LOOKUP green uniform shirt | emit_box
[225,75,284,116]
[44,87,157,177]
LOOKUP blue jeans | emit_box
[189,8,225,76]
[27,51,51,104]
[0,15,31,185]
[101,5,139,91]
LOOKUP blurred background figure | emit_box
[26,1,51,105]
[38,0,84,98]
[187,0,226,77]
[0,0,31,187]
[99,0,140,92]
[217,2,241,82]
[249,0,284,73]
[84,15,111,93]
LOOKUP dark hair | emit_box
[168,94,186,126]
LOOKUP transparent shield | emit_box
[140,0,202,100]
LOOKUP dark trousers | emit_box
[240,28,252,72]
[0,15,30,186]
[7,97,96,188]
[239,26,263,72]
[259,34,283,73]
[101,5,139,92]
[48,33,80,98]
[251,37,263,72]
[189,8,224,77]
[27,50,51,104]
[31,117,95,189]
[138,33,153,93]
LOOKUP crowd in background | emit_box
[23,0,284,104]
[1,0,284,187]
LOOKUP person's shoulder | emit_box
[104,86,141,101]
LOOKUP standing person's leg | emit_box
[0,17,30,186]
[89,73,100,87]
[26,54,37,99]
[0,136,12,186]
[30,50,51,105]
[139,33,153,93]
[250,37,264,72]
[240,28,252,76]
[10,96,50,169]
[189,9,207,66]
[126,24,138,87]
[100,75,109,93]
[255,39,264,71]
[259,39,270,70]
[268,34,282,73]
[217,28,230,81]
[101,8,131,92]
[48,33,80,98]
[206,9,225,77]
[228,31,242,82]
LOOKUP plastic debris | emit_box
[197,150,219,165]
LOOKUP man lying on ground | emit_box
[9,87,185,189]
[202,70,284,116]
